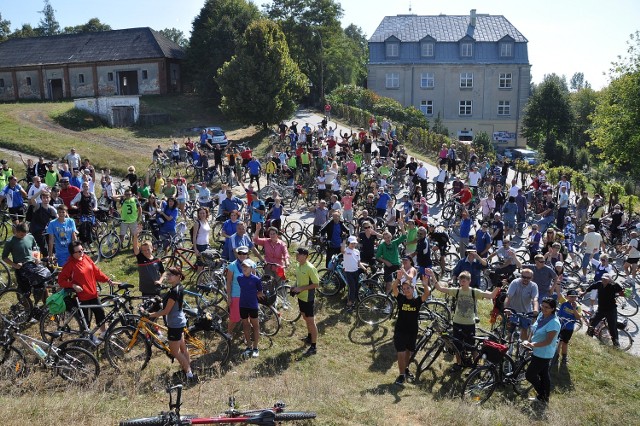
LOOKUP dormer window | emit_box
[460,42,473,58]
[421,42,434,57]
[500,42,513,58]
[386,42,399,58]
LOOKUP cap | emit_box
[347,236,358,244]
[566,217,572,222]
[296,247,309,255]
[601,273,612,280]
[402,255,412,261]
[555,261,564,268]
[60,176,70,182]
[236,246,250,254]
[242,259,257,268]
[567,289,579,296]
[466,244,476,251]
[588,224,596,230]
[0,160,6,165]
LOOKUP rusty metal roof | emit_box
[0,27,184,68]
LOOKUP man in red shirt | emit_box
[327,137,337,158]
[457,183,473,207]
[239,148,253,180]
[59,177,81,210]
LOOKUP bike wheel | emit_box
[105,326,152,372]
[616,329,634,351]
[259,304,281,336]
[83,240,101,264]
[98,232,121,259]
[617,296,639,317]
[418,300,451,332]
[462,366,498,404]
[317,269,341,297]
[0,261,12,289]
[56,346,100,383]
[273,412,318,421]
[0,288,33,326]
[0,221,11,247]
[307,251,324,268]
[0,345,27,380]
[356,293,393,325]
[442,203,455,221]
[161,255,183,270]
[511,357,535,397]
[275,285,301,323]
[40,308,84,343]
[188,329,231,374]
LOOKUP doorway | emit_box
[50,79,63,100]
[117,71,139,95]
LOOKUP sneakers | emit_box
[561,356,568,364]
[346,305,354,313]
[301,336,312,345]
[243,346,253,357]
[91,334,103,345]
[186,373,200,384]
[404,368,415,381]
[394,374,405,385]
[252,348,259,358]
[304,346,317,356]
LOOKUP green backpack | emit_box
[45,289,68,315]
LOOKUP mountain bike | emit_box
[119,384,317,426]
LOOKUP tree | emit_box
[8,24,38,39]
[217,19,309,128]
[158,28,188,48]
[0,13,10,42]
[569,72,591,91]
[63,18,111,34]
[569,86,598,149]
[38,0,60,36]
[184,0,261,98]
[521,74,573,149]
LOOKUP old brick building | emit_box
[0,27,184,101]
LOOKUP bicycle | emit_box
[581,308,634,351]
[119,384,317,426]
[104,301,231,375]
[0,314,100,384]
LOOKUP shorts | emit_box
[509,314,532,330]
[229,297,241,323]
[240,307,259,319]
[452,323,476,352]
[559,329,574,343]
[383,264,400,283]
[298,299,315,317]
[581,252,599,269]
[504,218,515,229]
[177,199,187,206]
[393,331,418,352]
[167,327,184,342]
[625,258,639,265]
[120,221,138,236]
[8,206,24,221]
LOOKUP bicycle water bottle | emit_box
[32,342,47,359]
[624,288,632,299]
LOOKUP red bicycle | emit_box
[119,385,316,425]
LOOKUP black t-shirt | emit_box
[395,294,422,334]
[407,161,418,174]
[492,220,504,241]
[358,231,377,261]
[378,145,389,158]
[290,123,298,134]
[611,211,624,228]
[585,281,623,311]
[278,123,287,133]
[363,141,372,154]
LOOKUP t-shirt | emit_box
[47,218,76,250]
[120,197,139,223]
[247,159,261,175]
[584,281,623,311]
[439,287,480,325]
[2,184,24,208]
[506,280,539,313]
[394,294,422,335]
[376,235,407,266]
[405,227,418,254]
[250,199,265,223]
[523,264,557,299]
[163,285,186,328]
[2,234,37,264]
[530,314,561,359]
[343,247,360,272]
[136,253,164,296]
[295,261,319,303]
[583,232,603,254]
[238,274,262,309]
[557,294,582,332]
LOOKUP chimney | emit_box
[470,9,477,27]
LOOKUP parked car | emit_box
[204,126,229,148]
[512,148,538,165]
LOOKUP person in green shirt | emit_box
[44,162,60,188]
[2,222,43,304]
[353,151,363,168]
[119,189,142,253]
[376,217,407,293]
[292,247,319,356]
[0,160,13,190]
[404,220,418,255]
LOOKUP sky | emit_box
[2,0,638,89]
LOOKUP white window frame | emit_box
[500,42,513,58]
[385,72,399,89]
[386,42,399,57]
[421,42,434,57]
[459,100,472,116]
[420,72,434,89]
[460,42,473,57]
[499,73,513,89]
[498,101,511,116]
[420,100,433,116]
[460,72,473,89]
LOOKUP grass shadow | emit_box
[360,382,404,404]
[551,361,574,391]
[413,367,464,400]
[367,340,396,374]
[252,350,294,378]
[347,323,391,346]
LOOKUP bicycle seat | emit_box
[118,283,134,290]
[184,308,199,318]
[45,331,64,339]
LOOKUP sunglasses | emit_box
[522,276,533,279]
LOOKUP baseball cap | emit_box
[60,176,70,182]
[242,259,257,268]
[588,224,595,230]
[296,247,309,255]
[347,236,357,244]
[601,273,612,280]
[236,246,250,254]
[555,261,564,268]
[567,289,579,296]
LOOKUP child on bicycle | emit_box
[556,289,582,363]
[237,259,263,358]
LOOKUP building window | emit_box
[420,72,434,88]
[142,70,148,80]
[385,73,399,89]
[499,73,513,89]
[459,100,472,116]
[460,42,473,57]
[26,77,32,86]
[78,74,85,84]
[500,42,513,57]
[107,72,113,81]
[460,73,473,88]
[421,42,434,57]
[386,42,399,57]
[0,79,4,88]
[420,100,433,116]
[498,101,511,116]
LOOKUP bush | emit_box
[52,107,105,130]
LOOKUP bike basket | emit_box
[45,289,69,315]
[259,276,278,306]
[617,318,628,330]
[481,340,508,364]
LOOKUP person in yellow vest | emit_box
[0,160,14,190]
[300,147,312,174]
[119,189,143,253]
[265,157,277,185]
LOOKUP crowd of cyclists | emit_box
[1,114,639,405]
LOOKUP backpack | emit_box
[493,287,508,313]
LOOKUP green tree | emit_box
[569,86,598,149]
[569,72,591,91]
[38,0,60,36]
[521,74,573,149]
[8,23,38,39]
[217,19,309,128]
[158,28,188,48]
[184,0,261,99]
[63,18,111,34]
[473,131,494,158]
[0,13,10,42]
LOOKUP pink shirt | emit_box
[345,161,357,174]
[254,237,289,266]
[342,196,353,211]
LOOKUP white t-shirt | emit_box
[509,185,520,198]
[343,247,360,272]
[629,238,640,259]
[27,183,49,204]
[416,166,428,180]
[583,232,603,253]
[469,171,482,186]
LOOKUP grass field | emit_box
[0,96,639,425]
